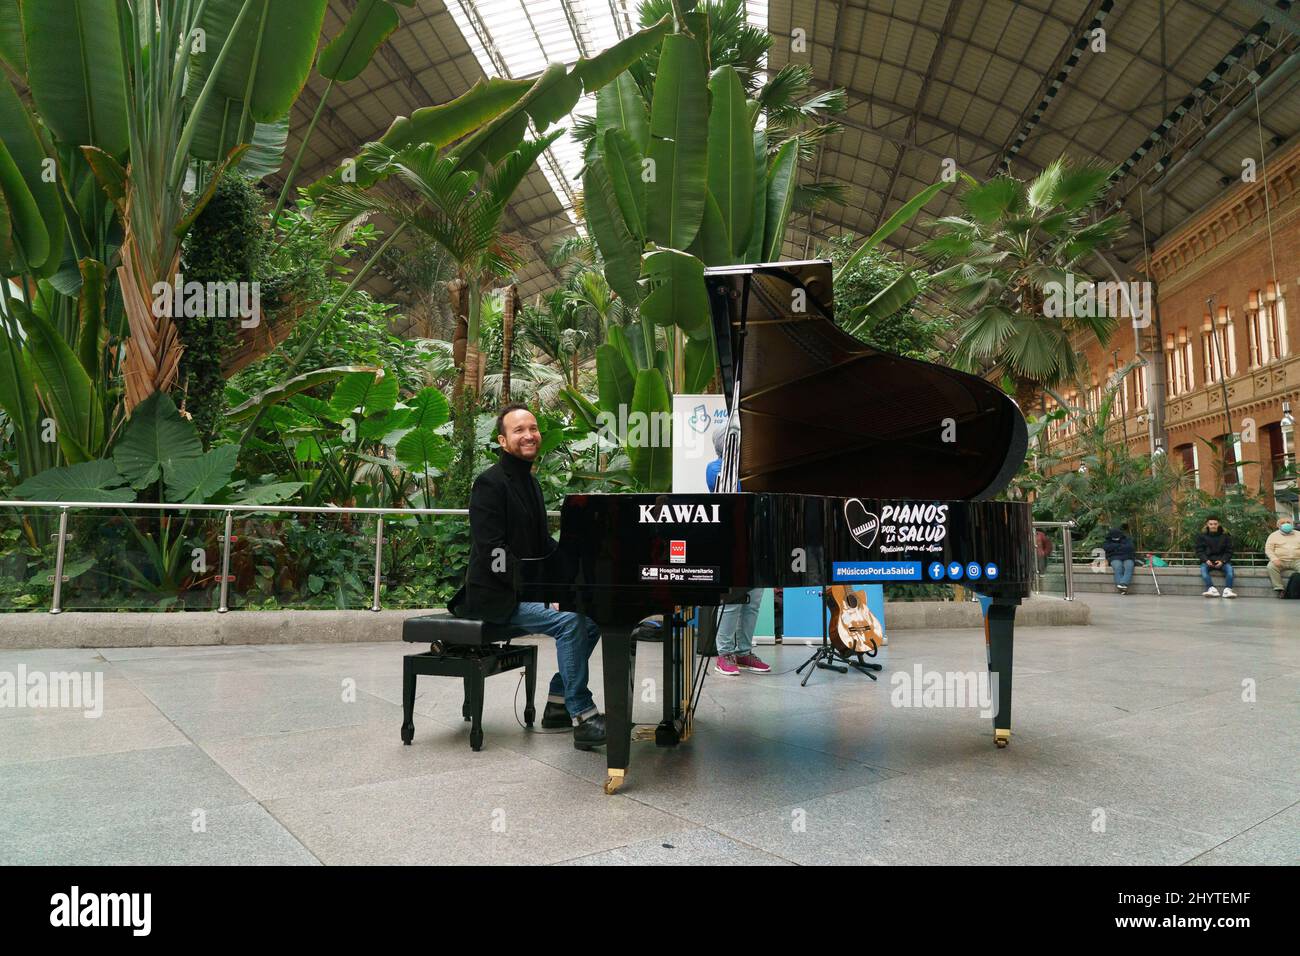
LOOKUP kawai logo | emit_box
[844,498,879,549]
[638,503,721,524]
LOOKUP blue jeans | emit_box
[1110,559,1134,587]
[717,588,763,655]
[1200,562,1234,588]
[507,602,600,720]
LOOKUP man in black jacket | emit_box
[1101,525,1137,594]
[1195,515,1236,598]
[449,403,606,749]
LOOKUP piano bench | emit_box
[399,614,538,752]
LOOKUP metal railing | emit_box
[3,500,1084,613]
[1032,519,1077,601]
[0,500,559,615]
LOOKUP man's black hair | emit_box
[1205,514,1222,523]
[495,402,532,439]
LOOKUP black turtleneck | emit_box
[497,449,547,557]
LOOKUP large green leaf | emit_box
[570,15,671,91]
[762,138,799,261]
[225,366,371,423]
[405,387,450,430]
[743,127,767,263]
[0,138,45,273]
[112,392,203,489]
[14,459,135,503]
[165,444,240,503]
[192,0,328,126]
[330,369,398,417]
[15,295,102,462]
[646,33,708,250]
[596,72,649,154]
[683,333,717,394]
[838,181,949,275]
[395,428,453,475]
[318,15,671,190]
[596,343,636,427]
[639,249,711,341]
[317,0,411,82]
[844,273,920,336]
[21,0,128,156]
[0,0,24,75]
[232,481,305,505]
[627,368,671,491]
[350,76,533,162]
[0,76,63,275]
[602,128,646,244]
[706,66,752,260]
[583,157,643,308]
[696,190,733,265]
[236,116,289,179]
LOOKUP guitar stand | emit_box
[796,588,884,686]
[796,643,882,685]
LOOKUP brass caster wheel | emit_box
[994,729,1010,748]
[603,770,626,795]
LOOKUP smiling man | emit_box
[448,403,606,749]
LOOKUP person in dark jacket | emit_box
[1194,515,1236,598]
[448,403,605,750]
[1101,524,1137,594]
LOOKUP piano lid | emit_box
[704,260,1028,501]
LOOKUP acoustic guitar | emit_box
[825,585,882,657]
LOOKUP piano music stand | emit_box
[795,587,883,686]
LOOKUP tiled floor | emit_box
[1,593,1295,865]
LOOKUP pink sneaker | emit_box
[735,652,771,673]
[714,654,739,676]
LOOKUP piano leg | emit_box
[986,601,1016,748]
[656,616,685,746]
[601,628,635,794]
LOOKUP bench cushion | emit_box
[402,614,527,647]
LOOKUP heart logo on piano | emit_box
[844,498,879,550]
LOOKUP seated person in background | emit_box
[707,425,771,675]
[1101,524,1136,595]
[449,403,606,750]
[1265,515,1300,598]
[1195,515,1236,598]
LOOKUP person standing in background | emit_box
[707,426,771,675]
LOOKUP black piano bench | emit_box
[399,614,538,752]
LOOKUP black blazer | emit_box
[448,453,556,624]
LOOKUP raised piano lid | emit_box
[704,259,1028,501]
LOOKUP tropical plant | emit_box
[103,0,328,412]
[916,157,1131,409]
[820,234,951,362]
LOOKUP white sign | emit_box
[671,394,729,493]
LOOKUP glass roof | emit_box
[447,0,769,230]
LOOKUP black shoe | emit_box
[541,702,572,729]
[573,713,607,751]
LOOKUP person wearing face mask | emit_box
[1264,515,1300,598]
[1195,515,1236,598]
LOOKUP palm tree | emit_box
[312,132,562,400]
[916,158,1130,409]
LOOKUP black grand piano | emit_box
[523,260,1032,794]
